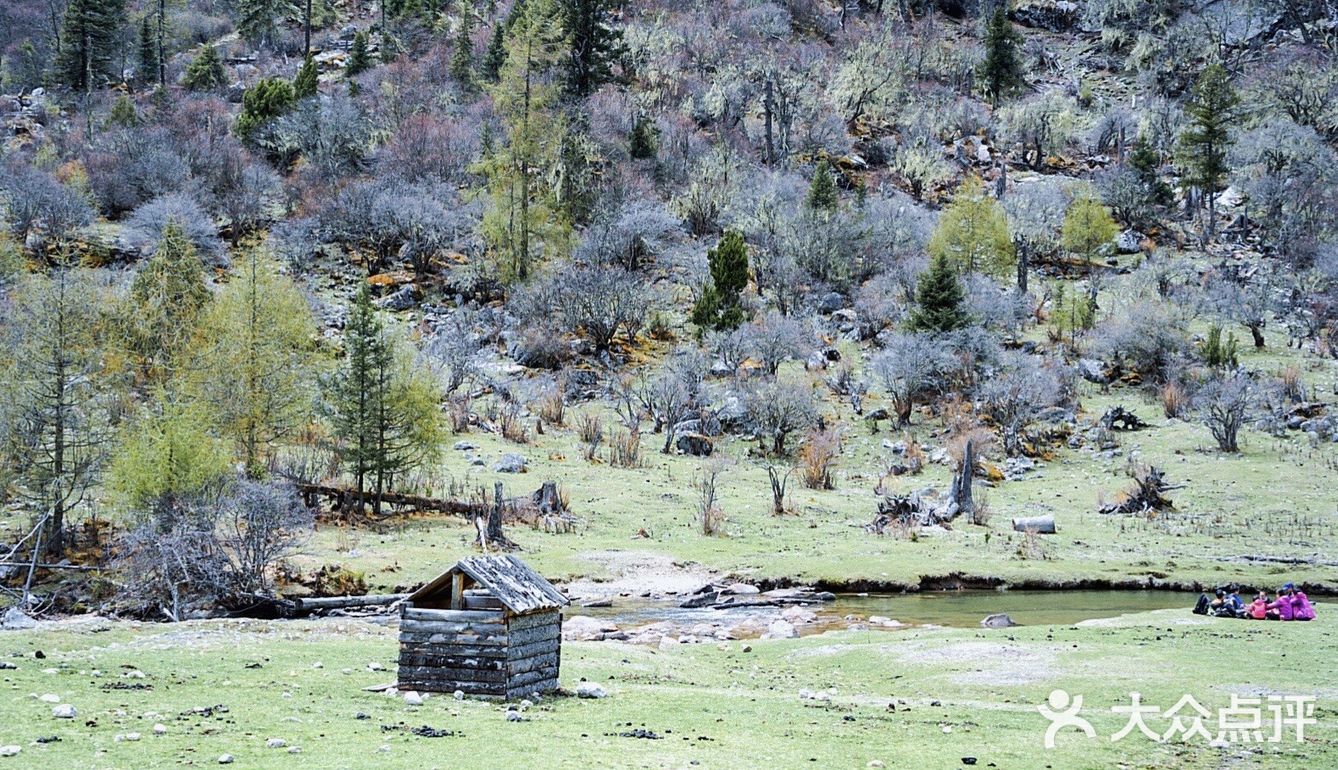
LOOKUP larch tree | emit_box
[126,220,211,382]
[1061,191,1119,269]
[1,269,113,557]
[482,0,567,281]
[1177,62,1241,238]
[928,176,1015,278]
[186,250,316,478]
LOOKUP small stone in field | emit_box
[52,704,76,719]
[520,699,533,709]
[125,733,142,742]
[153,724,167,735]
[0,746,20,758]
[453,690,464,701]
[39,694,60,703]
[403,691,424,706]
[941,725,953,734]
[123,670,145,679]
[266,738,287,749]
[575,682,607,699]
[742,645,753,653]
[287,747,303,754]
[312,662,323,669]
[218,754,234,765]
[867,762,885,769]
[367,662,385,672]
[506,711,523,722]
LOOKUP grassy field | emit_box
[1,608,1332,769]
[289,324,1338,598]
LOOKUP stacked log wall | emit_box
[397,605,561,699]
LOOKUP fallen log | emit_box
[291,593,409,612]
[1011,515,1056,534]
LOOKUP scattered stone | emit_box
[492,453,528,473]
[218,754,234,765]
[867,761,884,769]
[453,690,464,701]
[453,440,478,451]
[657,635,679,651]
[267,738,287,749]
[153,723,167,735]
[52,704,76,719]
[764,620,798,639]
[367,662,386,672]
[562,615,618,641]
[575,682,608,699]
[0,746,19,758]
[403,691,424,706]
[287,747,303,754]
[0,662,15,670]
[981,613,1018,629]
[962,758,978,766]
[39,693,60,703]
[506,711,523,722]
[0,608,36,630]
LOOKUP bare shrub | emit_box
[1017,528,1048,560]
[1278,365,1306,402]
[970,489,993,526]
[448,395,475,433]
[797,426,840,490]
[536,385,566,427]
[1196,370,1254,452]
[764,464,792,515]
[498,403,531,444]
[1160,381,1187,418]
[697,459,729,536]
[607,426,642,468]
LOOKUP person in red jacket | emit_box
[1248,592,1270,620]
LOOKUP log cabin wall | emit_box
[397,602,561,699]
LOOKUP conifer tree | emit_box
[909,253,969,334]
[108,93,138,127]
[980,7,1024,106]
[628,115,656,160]
[293,53,318,98]
[346,32,371,76]
[1177,62,1240,238]
[235,77,296,140]
[183,45,228,91]
[482,22,506,81]
[690,230,749,332]
[805,159,838,214]
[128,220,211,380]
[558,0,624,97]
[449,5,475,88]
[237,0,296,50]
[53,0,127,92]
[138,14,159,86]
[928,176,1015,277]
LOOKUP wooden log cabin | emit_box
[397,555,568,700]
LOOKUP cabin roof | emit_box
[408,555,569,614]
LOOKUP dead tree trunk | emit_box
[950,439,976,520]
[1011,515,1056,534]
[476,482,520,552]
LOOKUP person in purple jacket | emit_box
[1286,583,1316,621]
[1267,588,1294,621]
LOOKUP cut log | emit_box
[1011,515,1056,534]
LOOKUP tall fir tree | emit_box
[293,52,318,98]
[909,253,969,334]
[449,4,475,88]
[53,0,127,92]
[127,221,211,381]
[137,14,159,86]
[1176,62,1240,238]
[482,20,507,82]
[237,0,296,50]
[558,0,624,97]
[805,159,838,214]
[980,7,1024,106]
[690,230,749,332]
[346,31,371,76]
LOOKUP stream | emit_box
[565,590,1194,635]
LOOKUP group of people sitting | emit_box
[1194,583,1317,620]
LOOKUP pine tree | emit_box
[237,0,296,50]
[186,250,316,477]
[127,221,211,380]
[628,115,656,159]
[805,159,838,214]
[449,5,475,88]
[183,45,228,91]
[980,7,1024,106]
[326,286,444,515]
[927,176,1015,277]
[482,21,507,82]
[137,14,159,86]
[53,0,127,92]
[909,253,969,334]
[235,77,296,140]
[1177,62,1240,238]
[346,31,371,76]
[293,53,319,98]
[690,230,749,332]
[558,0,624,97]
[108,93,138,127]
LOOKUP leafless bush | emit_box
[607,426,642,468]
[797,426,840,490]
[697,459,729,536]
[1196,370,1253,452]
[1016,528,1049,560]
[498,403,531,444]
[743,377,819,455]
[536,385,566,427]
[970,489,993,526]
[1160,381,1188,418]
[448,395,475,433]
[765,464,792,515]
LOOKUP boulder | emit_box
[492,453,528,473]
[575,682,608,699]
[52,704,77,719]
[1010,0,1081,32]
[764,620,799,639]
[1078,359,1111,386]
[375,284,417,311]
[2,607,36,630]
[562,615,617,641]
[818,291,847,314]
[1115,229,1144,254]
[980,613,1018,629]
[676,432,713,457]
[0,746,19,757]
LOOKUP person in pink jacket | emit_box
[1268,589,1294,621]
[1286,584,1316,621]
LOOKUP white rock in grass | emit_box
[52,704,76,719]
[39,694,60,703]
[575,682,607,699]
[867,762,885,769]
[0,746,20,758]
[287,747,303,754]
[453,690,464,701]
[403,691,424,706]
[217,754,234,764]
[153,724,167,735]
[266,738,287,749]
[506,711,523,722]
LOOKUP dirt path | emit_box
[562,550,719,601]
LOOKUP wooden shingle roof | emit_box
[408,555,569,614]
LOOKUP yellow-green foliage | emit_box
[108,390,233,511]
[1061,190,1119,266]
[927,176,1015,277]
[126,221,211,379]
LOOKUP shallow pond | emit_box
[567,589,1195,630]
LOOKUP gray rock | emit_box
[0,746,19,757]
[1010,0,1081,32]
[980,613,1018,629]
[1,607,36,630]
[575,682,608,699]
[492,453,528,473]
[376,284,417,311]
[1115,229,1144,254]
[817,291,847,314]
[676,432,713,457]
[1078,359,1111,385]
[506,710,523,722]
[764,620,798,639]
[218,754,235,765]
[52,704,77,719]
[453,440,478,451]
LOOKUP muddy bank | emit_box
[751,572,1338,597]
